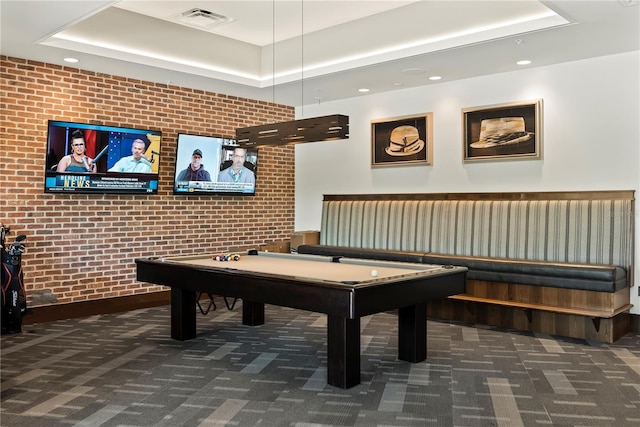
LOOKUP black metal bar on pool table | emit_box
[242,300,265,326]
[171,288,197,341]
[327,315,361,389]
[398,302,427,362]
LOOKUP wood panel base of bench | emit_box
[427,280,632,343]
[463,280,631,314]
[448,295,632,319]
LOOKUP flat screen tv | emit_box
[45,120,162,194]
[173,134,258,196]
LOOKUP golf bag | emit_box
[1,224,27,334]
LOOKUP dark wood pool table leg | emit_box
[327,315,361,389]
[242,300,265,326]
[398,302,427,362]
[171,287,196,341]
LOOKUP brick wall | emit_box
[0,56,295,306]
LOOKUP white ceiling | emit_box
[1,1,638,107]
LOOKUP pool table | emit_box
[135,251,466,388]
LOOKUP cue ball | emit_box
[371,270,378,277]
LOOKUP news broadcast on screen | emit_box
[44,120,162,194]
[173,133,258,196]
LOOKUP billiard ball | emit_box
[371,270,378,277]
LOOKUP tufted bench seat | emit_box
[298,245,627,293]
[303,191,635,342]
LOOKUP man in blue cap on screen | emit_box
[177,149,211,181]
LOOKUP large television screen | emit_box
[45,120,162,194]
[173,134,257,195]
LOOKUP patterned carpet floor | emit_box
[1,301,639,427]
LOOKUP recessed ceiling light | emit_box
[63,57,79,63]
[358,88,370,93]
[402,68,426,75]
[429,76,442,81]
[517,60,532,65]
[393,82,404,87]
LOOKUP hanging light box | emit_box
[235,114,349,147]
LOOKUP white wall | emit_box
[295,51,640,313]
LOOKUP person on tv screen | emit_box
[217,147,255,184]
[176,149,211,181]
[108,138,151,173]
[56,130,96,173]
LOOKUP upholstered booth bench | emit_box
[298,191,635,343]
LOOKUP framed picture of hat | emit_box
[371,113,433,166]
[462,99,543,162]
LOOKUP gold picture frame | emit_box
[462,99,543,162]
[371,113,433,166]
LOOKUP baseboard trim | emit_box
[19,292,640,335]
[22,291,171,325]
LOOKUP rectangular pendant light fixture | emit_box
[235,114,349,147]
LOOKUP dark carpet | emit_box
[1,301,639,426]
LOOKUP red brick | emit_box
[1,55,295,307]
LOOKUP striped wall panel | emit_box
[320,197,633,271]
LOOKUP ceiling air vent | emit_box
[174,8,234,30]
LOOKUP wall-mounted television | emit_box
[173,134,258,196]
[45,120,162,194]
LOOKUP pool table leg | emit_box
[171,288,196,341]
[398,302,427,362]
[242,300,265,326]
[327,315,361,389]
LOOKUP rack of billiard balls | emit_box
[212,253,241,261]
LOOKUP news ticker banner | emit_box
[174,180,254,194]
[45,174,158,193]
